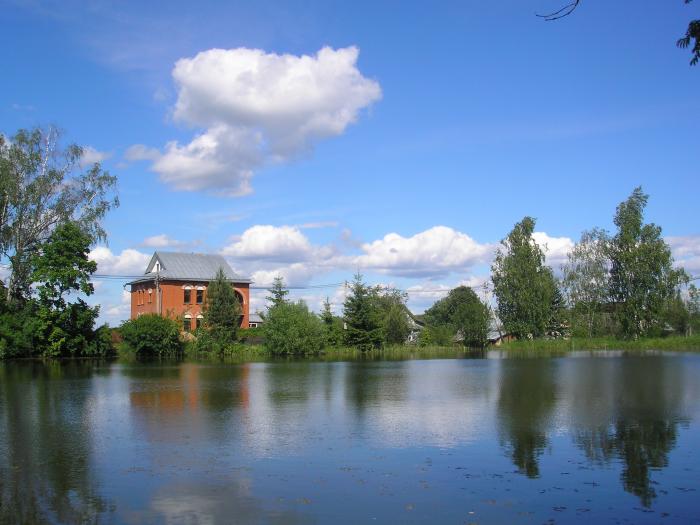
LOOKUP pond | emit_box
[1,352,699,524]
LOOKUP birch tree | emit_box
[0,127,118,302]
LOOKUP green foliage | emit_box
[266,276,289,309]
[608,187,686,338]
[27,222,106,358]
[263,301,326,355]
[661,292,690,336]
[119,314,182,357]
[688,284,700,335]
[319,297,344,346]
[343,273,383,351]
[0,127,118,303]
[491,217,558,339]
[563,228,611,337]
[202,267,241,349]
[418,324,454,347]
[424,286,490,347]
[374,287,411,345]
[0,301,43,359]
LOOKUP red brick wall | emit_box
[130,280,250,328]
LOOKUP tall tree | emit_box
[31,222,100,357]
[0,127,118,302]
[608,187,686,338]
[204,267,241,347]
[491,217,558,339]
[343,273,382,351]
[562,228,610,337]
[266,276,289,309]
[424,286,490,347]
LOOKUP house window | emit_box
[196,316,203,329]
[148,289,152,303]
[183,318,192,332]
[196,289,204,304]
[184,289,191,304]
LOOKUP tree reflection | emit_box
[573,356,688,507]
[497,358,557,478]
[0,361,112,523]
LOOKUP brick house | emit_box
[128,252,251,331]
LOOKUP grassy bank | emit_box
[497,335,700,352]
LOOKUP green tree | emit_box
[608,187,686,338]
[319,297,343,346]
[31,222,101,357]
[263,300,326,355]
[562,228,611,337]
[266,276,289,308]
[491,217,558,339]
[203,267,241,349]
[120,314,182,357]
[0,127,118,302]
[424,286,490,347]
[375,287,411,345]
[343,273,382,351]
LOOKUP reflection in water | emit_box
[497,358,557,478]
[1,354,699,523]
[0,361,112,523]
[570,356,691,507]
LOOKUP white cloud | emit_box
[354,226,493,278]
[89,247,151,275]
[79,146,111,167]
[147,46,381,195]
[124,144,161,162]
[668,235,700,276]
[222,224,325,262]
[532,231,575,269]
[140,234,188,249]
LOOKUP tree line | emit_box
[256,186,698,355]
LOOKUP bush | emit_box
[263,301,326,355]
[119,314,182,357]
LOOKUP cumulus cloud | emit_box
[532,231,575,268]
[89,247,151,275]
[221,224,335,263]
[144,46,381,195]
[668,235,700,276]
[354,226,493,278]
[79,146,111,167]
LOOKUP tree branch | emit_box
[536,0,581,21]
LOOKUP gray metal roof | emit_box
[249,313,264,324]
[129,251,251,284]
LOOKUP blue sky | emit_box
[2,0,698,323]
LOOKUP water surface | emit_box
[1,352,699,524]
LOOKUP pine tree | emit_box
[343,273,382,351]
[204,267,241,348]
[266,276,289,309]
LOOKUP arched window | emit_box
[183,285,192,304]
[183,314,192,332]
[196,314,203,329]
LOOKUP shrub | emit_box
[119,314,182,357]
[263,301,325,355]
